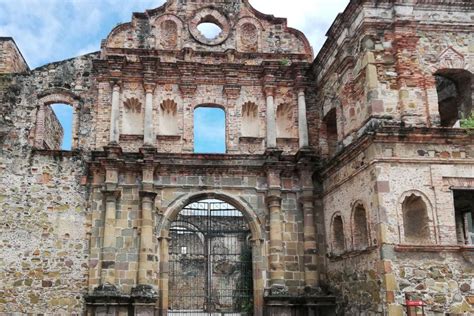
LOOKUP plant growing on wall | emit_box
[460,112,474,129]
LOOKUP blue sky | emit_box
[0,0,349,151]
[194,107,226,154]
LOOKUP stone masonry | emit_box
[0,0,473,315]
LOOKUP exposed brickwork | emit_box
[0,0,473,315]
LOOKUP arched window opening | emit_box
[402,194,432,244]
[323,108,338,157]
[331,215,345,255]
[194,106,226,154]
[435,70,472,127]
[353,204,369,250]
[169,199,253,313]
[241,102,259,137]
[453,190,474,245]
[276,103,293,138]
[159,99,178,136]
[50,103,73,150]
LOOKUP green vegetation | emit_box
[460,113,474,129]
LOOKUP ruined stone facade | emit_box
[0,0,473,315]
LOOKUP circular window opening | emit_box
[197,22,222,40]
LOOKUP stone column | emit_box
[137,191,157,286]
[297,88,309,148]
[265,87,277,148]
[109,83,121,144]
[143,84,155,146]
[266,168,285,294]
[251,238,264,316]
[301,196,319,289]
[267,194,285,291]
[298,167,319,292]
[158,236,171,316]
[100,189,121,286]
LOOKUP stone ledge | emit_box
[394,244,474,253]
[119,134,144,141]
[156,134,181,141]
[327,245,378,261]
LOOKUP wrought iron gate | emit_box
[169,200,253,315]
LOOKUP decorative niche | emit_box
[159,99,179,137]
[276,103,294,138]
[240,23,258,52]
[160,20,178,50]
[122,97,143,135]
[241,102,259,138]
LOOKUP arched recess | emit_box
[397,190,436,245]
[321,108,338,158]
[157,191,264,316]
[351,202,370,251]
[330,213,345,256]
[151,14,184,50]
[236,17,263,53]
[33,90,81,150]
[434,69,472,127]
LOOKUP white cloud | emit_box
[0,0,348,67]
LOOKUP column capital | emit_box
[297,86,306,95]
[266,194,282,207]
[264,86,275,97]
[139,190,157,200]
[110,80,122,90]
[143,82,156,94]
[101,189,121,200]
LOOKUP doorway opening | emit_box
[168,199,253,315]
[453,190,474,245]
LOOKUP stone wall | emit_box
[311,0,474,158]
[0,38,29,74]
[42,105,63,150]
[0,151,88,314]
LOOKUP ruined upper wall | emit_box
[102,0,313,63]
[310,0,474,158]
[0,38,29,74]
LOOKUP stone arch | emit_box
[397,190,436,245]
[158,191,263,240]
[157,191,264,316]
[33,89,81,150]
[330,212,346,255]
[351,201,370,250]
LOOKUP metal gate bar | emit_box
[169,200,253,316]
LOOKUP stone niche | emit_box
[241,101,259,137]
[159,99,179,136]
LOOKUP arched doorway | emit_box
[168,199,254,315]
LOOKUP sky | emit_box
[0,0,349,151]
